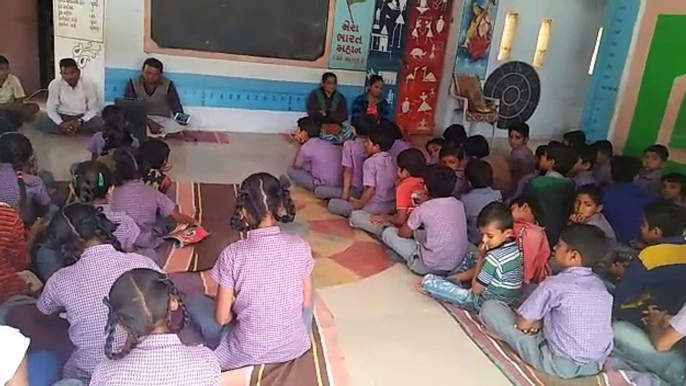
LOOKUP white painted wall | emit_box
[437,0,608,140]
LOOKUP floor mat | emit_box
[439,303,639,386]
[168,131,230,144]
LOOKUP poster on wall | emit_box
[396,0,453,134]
[328,0,376,70]
[365,0,411,114]
[453,0,498,78]
[54,0,104,43]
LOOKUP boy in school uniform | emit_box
[421,202,523,310]
[571,144,597,187]
[507,122,537,187]
[635,144,669,195]
[461,159,503,244]
[569,185,616,241]
[592,140,613,187]
[614,202,686,326]
[287,117,343,192]
[0,55,39,133]
[328,129,396,217]
[480,224,613,379]
[354,148,426,236]
[382,165,469,275]
[425,137,446,165]
[602,156,657,244]
[439,145,469,198]
[659,172,686,205]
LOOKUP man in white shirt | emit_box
[0,55,39,133]
[35,58,104,135]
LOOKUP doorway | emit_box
[37,0,54,88]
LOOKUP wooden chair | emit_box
[449,74,501,145]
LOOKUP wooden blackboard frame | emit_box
[142,0,336,68]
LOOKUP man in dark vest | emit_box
[124,58,185,137]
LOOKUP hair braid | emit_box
[92,208,123,251]
[160,277,189,332]
[276,187,296,223]
[103,314,119,360]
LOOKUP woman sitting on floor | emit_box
[304,72,353,144]
[351,75,390,125]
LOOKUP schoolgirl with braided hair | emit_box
[0,132,52,224]
[187,172,314,371]
[37,203,161,383]
[90,268,220,386]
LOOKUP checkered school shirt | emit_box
[37,244,161,382]
[110,180,176,248]
[517,266,613,365]
[95,203,141,251]
[407,197,469,271]
[0,163,51,209]
[90,334,220,386]
[211,226,314,370]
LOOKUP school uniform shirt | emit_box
[37,244,161,382]
[407,197,469,271]
[0,163,51,210]
[110,180,176,249]
[461,187,503,244]
[476,241,523,305]
[603,183,656,244]
[614,237,686,316]
[388,139,411,160]
[86,132,139,158]
[395,176,424,213]
[90,334,220,386]
[341,137,368,192]
[584,212,616,241]
[573,171,597,188]
[295,138,343,187]
[593,161,612,187]
[0,74,26,104]
[452,170,470,199]
[634,169,662,195]
[509,146,536,178]
[46,77,100,124]
[362,151,397,215]
[94,203,141,251]
[211,226,313,370]
[517,267,613,365]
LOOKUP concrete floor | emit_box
[29,129,512,386]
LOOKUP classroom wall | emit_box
[0,0,41,93]
[439,0,608,140]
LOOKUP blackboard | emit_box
[150,0,330,61]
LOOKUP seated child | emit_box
[381,165,468,275]
[37,203,161,383]
[91,268,220,385]
[635,144,669,195]
[287,117,343,191]
[357,148,425,236]
[603,155,657,244]
[510,144,547,200]
[569,185,616,241]
[138,139,172,194]
[110,148,198,249]
[439,145,468,198]
[507,122,536,186]
[613,303,686,386]
[382,120,411,160]
[443,123,468,148]
[315,115,373,200]
[465,134,512,193]
[186,173,314,371]
[328,129,396,217]
[510,196,551,284]
[421,202,523,310]
[614,202,686,326]
[87,105,137,162]
[660,172,686,205]
[425,137,446,165]
[571,144,597,187]
[525,142,577,246]
[562,130,587,147]
[462,159,502,244]
[0,132,53,224]
[480,224,612,379]
[592,140,613,187]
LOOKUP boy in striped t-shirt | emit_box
[422,202,523,310]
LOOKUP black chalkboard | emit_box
[150,0,329,61]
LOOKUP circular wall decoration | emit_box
[483,61,541,128]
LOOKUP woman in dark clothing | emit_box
[351,75,390,124]
[306,72,349,125]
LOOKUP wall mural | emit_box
[453,0,499,79]
[329,0,377,70]
[483,61,541,128]
[396,0,454,134]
